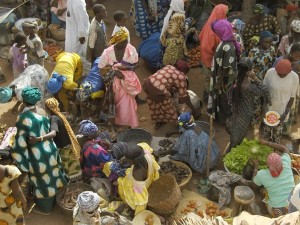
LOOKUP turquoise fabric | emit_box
[253,153,295,208]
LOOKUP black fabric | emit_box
[50,115,71,148]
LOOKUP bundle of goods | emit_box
[181,201,228,218]
[174,212,229,225]
[159,160,192,186]
[223,138,273,175]
[44,41,63,62]
[48,24,65,41]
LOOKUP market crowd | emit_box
[0,0,300,224]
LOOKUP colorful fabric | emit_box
[275,59,292,75]
[109,27,128,45]
[263,123,283,143]
[253,153,295,208]
[211,19,241,57]
[12,110,67,199]
[291,19,300,33]
[0,87,12,103]
[0,165,24,225]
[21,86,41,105]
[267,153,283,177]
[117,143,160,215]
[12,43,26,78]
[80,139,111,178]
[26,34,44,66]
[278,35,290,56]
[178,112,195,130]
[79,120,99,137]
[185,46,201,67]
[253,4,265,14]
[98,44,141,127]
[248,46,276,80]
[143,65,188,123]
[46,72,66,94]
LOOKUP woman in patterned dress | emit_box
[227,58,271,151]
[143,60,200,128]
[12,87,67,215]
[207,19,241,125]
[160,0,188,66]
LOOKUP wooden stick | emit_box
[28,203,36,213]
[206,116,214,177]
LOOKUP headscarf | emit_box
[0,87,12,103]
[21,87,41,105]
[231,19,245,33]
[160,0,185,39]
[46,72,66,94]
[174,59,190,74]
[253,4,265,14]
[211,19,241,57]
[45,98,81,158]
[291,19,300,33]
[79,120,99,136]
[267,153,283,178]
[178,112,195,130]
[22,20,39,33]
[109,27,128,45]
[275,59,292,75]
[259,31,273,39]
[199,4,228,68]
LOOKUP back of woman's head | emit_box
[125,143,147,168]
[237,57,253,76]
[290,42,300,54]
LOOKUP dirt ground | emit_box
[0,0,299,224]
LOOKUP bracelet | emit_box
[40,136,43,142]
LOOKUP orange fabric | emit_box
[199,4,228,68]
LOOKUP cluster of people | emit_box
[1,0,300,224]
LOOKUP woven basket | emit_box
[234,186,255,205]
[56,182,95,215]
[48,24,65,41]
[117,128,152,144]
[148,174,181,215]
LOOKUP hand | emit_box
[28,136,41,145]
[258,138,268,145]
[79,37,85,44]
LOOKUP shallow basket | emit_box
[56,182,95,215]
[194,121,215,139]
[48,24,65,41]
[117,128,152,144]
[148,174,181,215]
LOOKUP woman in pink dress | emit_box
[98,27,141,128]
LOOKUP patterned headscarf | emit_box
[178,112,195,130]
[21,87,41,105]
[253,4,265,14]
[267,153,283,178]
[79,120,99,136]
[45,98,81,158]
[109,27,128,45]
[291,20,300,33]
[231,19,245,33]
[22,20,39,33]
[211,19,241,57]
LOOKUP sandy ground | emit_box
[0,0,299,224]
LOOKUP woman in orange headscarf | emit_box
[199,4,228,100]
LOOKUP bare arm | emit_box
[259,139,290,154]
[10,179,27,211]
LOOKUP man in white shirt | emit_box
[263,59,299,142]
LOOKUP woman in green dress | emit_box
[12,87,67,215]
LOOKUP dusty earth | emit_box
[0,0,299,224]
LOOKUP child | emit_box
[11,34,27,78]
[0,164,27,225]
[248,31,276,80]
[21,20,45,66]
[112,10,130,43]
[87,4,108,63]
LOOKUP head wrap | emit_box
[21,87,41,105]
[291,20,300,33]
[45,98,81,159]
[178,112,195,130]
[275,59,292,75]
[79,120,99,136]
[22,20,39,33]
[160,0,185,39]
[175,59,190,74]
[76,81,93,102]
[267,153,283,177]
[77,191,100,212]
[46,72,66,94]
[231,19,245,33]
[259,31,273,40]
[253,4,265,14]
[109,27,128,45]
[0,87,12,103]
[211,19,241,56]
[290,183,300,210]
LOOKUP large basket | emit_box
[117,128,152,144]
[148,174,181,215]
[194,121,215,138]
[56,182,95,215]
[48,24,65,41]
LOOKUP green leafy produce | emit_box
[223,138,273,174]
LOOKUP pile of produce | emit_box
[223,138,273,174]
[159,161,190,184]
[181,201,228,218]
[291,154,300,170]
[44,42,63,62]
[59,187,82,210]
[175,212,228,225]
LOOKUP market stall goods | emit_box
[264,111,280,126]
